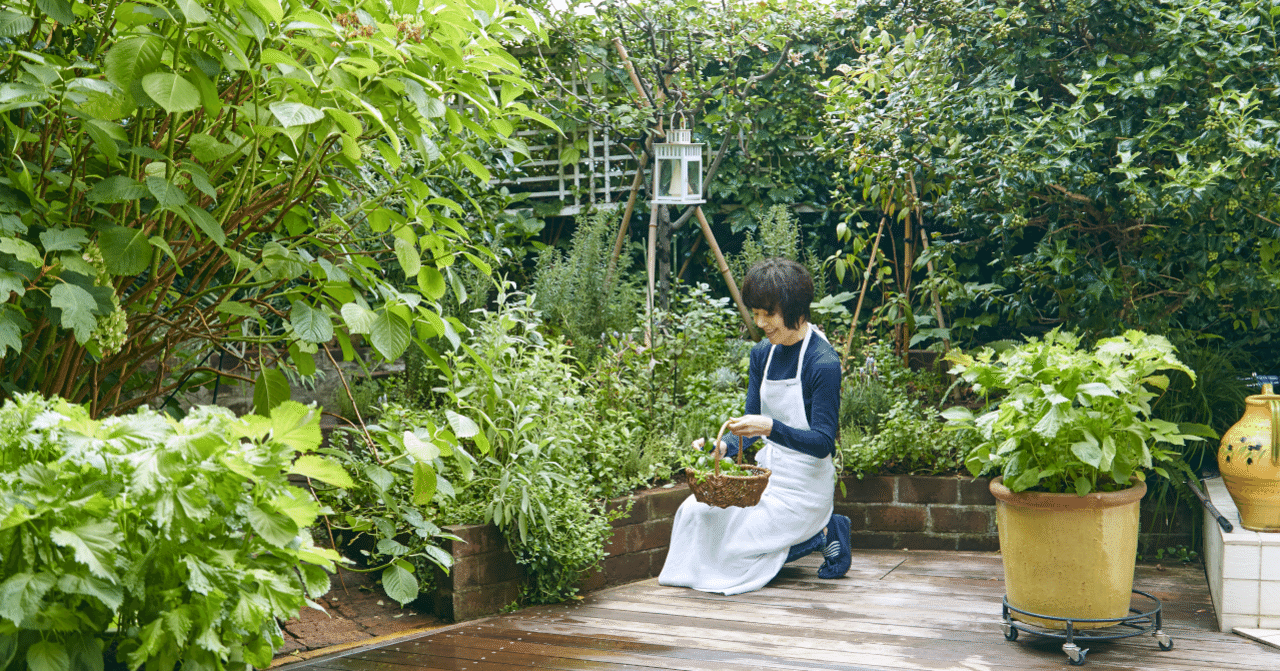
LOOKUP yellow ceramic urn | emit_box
[1218,383,1280,532]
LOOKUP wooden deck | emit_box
[292,549,1278,671]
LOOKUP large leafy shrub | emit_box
[0,0,548,414]
[0,396,348,671]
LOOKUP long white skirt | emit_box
[658,441,835,595]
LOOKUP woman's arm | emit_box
[722,346,765,458]
[766,355,840,458]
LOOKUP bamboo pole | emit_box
[842,215,887,367]
[918,225,949,349]
[608,37,663,276]
[645,204,659,347]
[694,206,760,340]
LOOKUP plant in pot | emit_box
[942,329,1211,644]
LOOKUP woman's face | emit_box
[752,309,806,346]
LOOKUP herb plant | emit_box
[0,396,349,671]
[942,329,1213,495]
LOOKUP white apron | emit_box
[658,325,835,595]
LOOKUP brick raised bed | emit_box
[432,474,1193,621]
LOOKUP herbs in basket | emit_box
[684,420,772,508]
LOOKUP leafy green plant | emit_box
[0,395,349,671]
[840,397,971,478]
[942,329,1214,494]
[0,0,549,415]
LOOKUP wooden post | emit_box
[645,204,658,347]
[608,37,663,276]
[694,207,760,340]
[842,215,886,367]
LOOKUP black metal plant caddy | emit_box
[1000,589,1173,666]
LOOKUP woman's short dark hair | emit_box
[741,258,812,329]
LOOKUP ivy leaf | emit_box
[252,368,291,414]
[269,102,324,127]
[381,560,418,606]
[142,73,202,114]
[99,226,152,276]
[50,283,98,344]
[247,505,299,547]
[290,300,333,344]
[26,641,70,671]
[289,455,354,489]
[370,311,410,360]
[50,521,121,580]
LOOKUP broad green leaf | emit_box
[50,521,121,580]
[141,72,201,114]
[403,431,440,462]
[0,11,35,38]
[35,0,75,25]
[394,237,421,276]
[181,205,227,245]
[291,300,333,344]
[1070,441,1104,469]
[99,226,152,276]
[289,343,315,376]
[0,313,21,356]
[267,400,320,452]
[26,641,69,671]
[247,505,298,547]
[412,461,436,505]
[57,574,123,611]
[381,561,418,606]
[459,154,491,182]
[245,0,284,23]
[363,464,394,492]
[39,227,87,252]
[0,270,22,301]
[269,102,324,127]
[300,564,330,598]
[370,311,410,360]
[86,176,147,203]
[417,267,446,300]
[252,368,291,414]
[51,283,97,343]
[1077,382,1116,398]
[445,410,479,439]
[0,572,56,624]
[340,303,376,334]
[216,301,259,319]
[289,455,354,488]
[175,0,209,23]
[0,237,41,266]
[187,134,234,163]
[145,176,188,209]
[273,489,320,527]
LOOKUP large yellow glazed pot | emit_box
[991,476,1145,629]
[1218,383,1280,531]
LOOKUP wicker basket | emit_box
[685,420,771,508]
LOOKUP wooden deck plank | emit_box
[290,550,1278,671]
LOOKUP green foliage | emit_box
[840,375,893,435]
[0,0,549,414]
[0,395,345,671]
[942,329,1214,494]
[840,397,971,478]
[532,208,642,360]
[824,0,1280,357]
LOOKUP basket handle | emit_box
[713,419,743,476]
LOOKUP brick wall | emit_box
[835,475,1001,551]
[432,523,524,622]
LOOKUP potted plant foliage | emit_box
[942,329,1210,629]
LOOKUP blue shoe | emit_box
[818,514,851,579]
[785,531,824,563]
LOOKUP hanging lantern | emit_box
[652,124,704,205]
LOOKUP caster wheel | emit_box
[1155,630,1173,651]
[1002,623,1018,641]
[1064,643,1088,666]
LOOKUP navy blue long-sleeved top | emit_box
[722,331,841,459]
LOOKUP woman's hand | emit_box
[691,437,727,460]
[726,414,773,438]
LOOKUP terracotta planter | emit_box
[991,476,1145,629]
[1218,384,1280,531]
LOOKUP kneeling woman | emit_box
[658,258,850,595]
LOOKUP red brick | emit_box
[931,507,994,534]
[838,475,894,503]
[834,503,869,531]
[652,546,669,570]
[898,476,959,504]
[636,519,673,552]
[898,533,958,551]
[604,551,652,585]
[450,550,523,589]
[448,579,521,621]
[443,524,505,558]
[602,524,637,557]
[645,485,692,520]
[577,565,606,592]
[868,505,927,532]
[957,535,1001,552]
[958,478,997,506]
[606,497,639,528]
